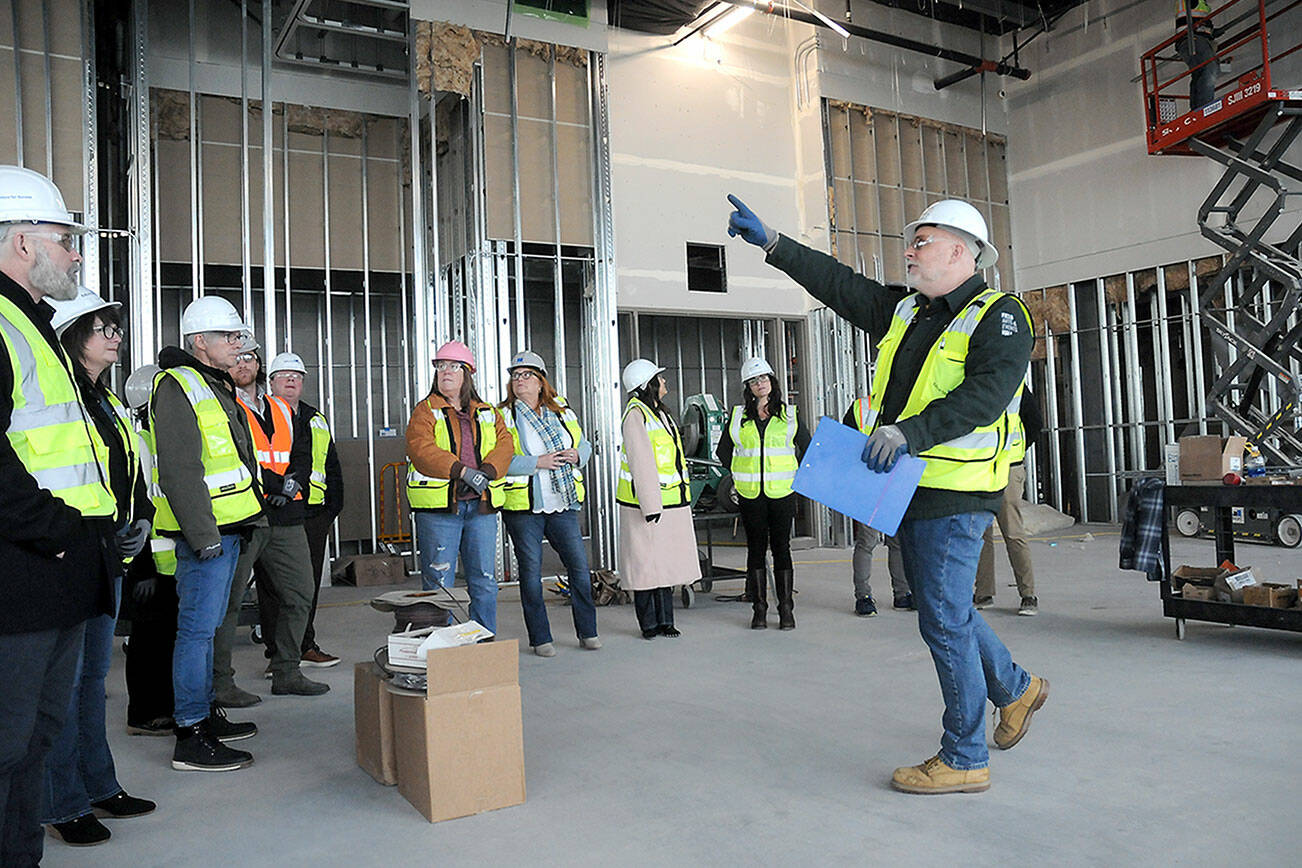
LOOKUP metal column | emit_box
[407,26,433,397]
[128,0,154,368]
[261,0,277,353]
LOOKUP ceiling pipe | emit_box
[723,0,1031,82]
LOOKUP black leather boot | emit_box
[775,569,795,630]
[747,569,768,629]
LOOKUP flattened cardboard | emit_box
[354,663,398,786]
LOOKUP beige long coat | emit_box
[617,404,702,591]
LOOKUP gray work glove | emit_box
[196,542,223,561]
[282,477,302,500]
[862,424,909,473]
[461,468,490,495]
[116,519,151,560]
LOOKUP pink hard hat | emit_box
[433,340,476,373]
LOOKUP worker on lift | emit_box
[1175,0,1217,111]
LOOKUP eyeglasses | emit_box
[744,376,767,387]
[26,231,78,252]
[235,352,258,363]
[434,361,464,372]
[92,324,125,340]
[204,331,246,345]
[907,235,939,251]
[272,372,303,382]
[510,370,537,381]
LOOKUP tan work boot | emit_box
[891,755,990,794]
[994,675,1049,750]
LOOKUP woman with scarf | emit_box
[499,351,600,657]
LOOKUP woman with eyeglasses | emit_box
[616,358,700,639]
[405,341,514,635]
[40,288,156,847]
[715,357,810,630]
[498,351,600,657]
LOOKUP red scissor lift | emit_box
[1142,0,1302,465]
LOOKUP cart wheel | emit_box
[1175,617,1186,641]
[1275,514,1302,548]
[250,624,263,645]
[717,475,740,514]
[1175,509,1202,538]
[700,579,713,592]
[681,585,695,608]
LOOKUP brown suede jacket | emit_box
[405,390,514,511]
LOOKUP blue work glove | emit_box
[862,425,909,473]
[115,519,151,560]
[196,542,223,561]
[461,468,490,495]
[726,194,775,249]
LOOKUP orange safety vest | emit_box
[239,393,302,499]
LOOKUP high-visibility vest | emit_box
[863,287,1030,493]
[849,396,872,433]
[501,397,587,512]
[616,397,689,508]
[239,394,298,498]
[405,397,507,510]
[149,366,264,532]
[1007,399,1027,465]
[103,388,142,520]
[728,404,798,499]
[136,425,176,575]
[0,294,116,519]
[306,409,333,507]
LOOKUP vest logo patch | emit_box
[1000,311,1018,336]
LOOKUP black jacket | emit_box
[0,272,115,633]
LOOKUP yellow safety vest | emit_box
[406,398,507,510]
[616,397,689,508]
[863,287,1030,493]
[306,409,333,507]
[501,397,587,512]
[148,366,264,533]
[728,404,798,499]
[0,295,116,518]
[135,425,177,576]
[1007,402,1027,465]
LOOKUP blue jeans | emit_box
[173,535,243,727]
[41,576,123,823]
[414,504,500,635]
[0,624,83,867]
[897,511,1030,770]
[503,510,598,646]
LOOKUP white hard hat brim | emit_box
[51,298,122,337]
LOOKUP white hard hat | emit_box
[622,358,665,393]
[507,350,547,376]
[740,357,774,382]
[180,296,248,336]
[0,165,86,231]
[124,364,160,411]
[268,352,307,377]
[237,334,260,353]
[903,199,998,269]
[47,287,121,337]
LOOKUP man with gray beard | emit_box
[0,165,117,865]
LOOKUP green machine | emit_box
[679,393,738,513]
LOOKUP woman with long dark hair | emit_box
[405,341,514,634]
[41,288,155,847]
[499,350,599,656]
[616,358,700,638]
[716,357,809,630]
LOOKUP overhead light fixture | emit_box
[704,4,755,38]
[788,0,851,39]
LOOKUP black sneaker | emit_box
[90,791,156,819]
[658,625,681,638]
[855,597,878,617]
[893,593,915,611]
[126,716,175,736]
[48,814,111,846]
[172,723,253,772]
[1018,596,1039,616]
[204,704,257,742]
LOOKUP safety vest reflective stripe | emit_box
[728,404,799,499]
[501,397,587,512]
[307,412,331,506]
[149,366,263,532]
[868,287,1030,493]
[615,398,689,508]
[0,295,116,518]
[406,400,507,510]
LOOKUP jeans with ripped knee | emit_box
[413,503,500,635]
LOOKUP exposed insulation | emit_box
[153,89,370,141]
[412,21,589,100]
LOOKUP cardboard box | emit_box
[1213,565,1257,603]
[1182,585,1216,601]
[1171,565,1226,588]
[1241,583,1298,608]
[354,662,398,786]
[343,553,407,587]
[390,640,526,823]
[1179,435,1248,481]
[387,622,495,671]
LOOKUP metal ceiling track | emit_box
[273,0,409,80]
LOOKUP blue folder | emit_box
[793,416,925,537]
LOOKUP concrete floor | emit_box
[44,523,1302,867]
